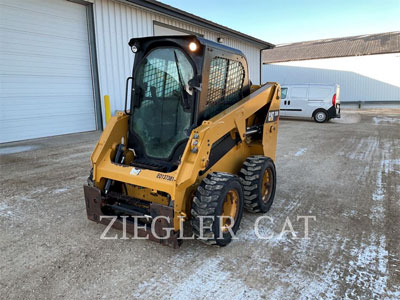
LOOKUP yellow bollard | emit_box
[104,95,111,124]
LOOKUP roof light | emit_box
[131,45,138,53]
[189,42,197,52]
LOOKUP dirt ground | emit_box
[1,109,399,299]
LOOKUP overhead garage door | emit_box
[0,0,96,143]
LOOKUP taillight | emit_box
[332,93,336,106]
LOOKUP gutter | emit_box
[260,46,274,84]
[124,0,274,49]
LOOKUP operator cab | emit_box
[126,35,250,172]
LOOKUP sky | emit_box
[159,0,400,44]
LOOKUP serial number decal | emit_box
[266,110,280,123]
[156,173,175,181]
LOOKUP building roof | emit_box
[125,0,274,49]
[262,31,400,64]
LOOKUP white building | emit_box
[262,32,400,106]
[0,0,273,143]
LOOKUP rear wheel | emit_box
[313,109,328,123]
[191,172,244,246]
[239,156,276,213]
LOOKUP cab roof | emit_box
[128,35,245,57]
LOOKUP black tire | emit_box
[239,156,276,213]
[191,172,244,246]
[313,109,328,123]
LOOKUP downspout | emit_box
[259,46,271,85]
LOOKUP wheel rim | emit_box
[221,189,239,232]
[316,112,326,122]
[261,168,273,203]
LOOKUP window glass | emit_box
[309,87,331,99]
[131,48,193,159]
[204,57,244,119]
[291,87,307,98]
[225,60,245,102]
[206,57,228,106]
[281,88,288,99]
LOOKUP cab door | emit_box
[279,87,288,116]
[286,86,308,117]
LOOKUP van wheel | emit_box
[191,172,244,246]
[239,156,276,213]
[313,109,328,123]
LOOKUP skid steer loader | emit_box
[84,35,281,247]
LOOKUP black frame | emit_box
[126,35,250,170]
[129,45,198,163]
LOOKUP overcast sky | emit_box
[159,0,400,44]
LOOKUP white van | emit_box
[280,84,340,123]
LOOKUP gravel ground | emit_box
[0,109,399,299]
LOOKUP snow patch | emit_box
[295,148,307,156]
[345,234,388,298]
[131,256,261,299]
[262,233,342,299]
[19,196,34,202]
[54,188,69,194]
[349,137,378,160]
[369,142,393,222]
[0,145,39,155]
[372,116,400,125]
[0,202,14,218]
[169,257,262,299]
[31,187,48,195]
[237,226,291,245]
[341,209,358,218]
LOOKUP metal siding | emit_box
[0,0,96,143]
[262,53,400,102]
[93,0,260,126]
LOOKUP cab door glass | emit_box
[131,47,194,159]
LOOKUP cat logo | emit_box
[130,167,141,176]
[267,110,279,122]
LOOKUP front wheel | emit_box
[191,172,244,246]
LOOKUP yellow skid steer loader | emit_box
[83,35,281,247]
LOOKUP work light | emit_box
[189,42,197,52]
